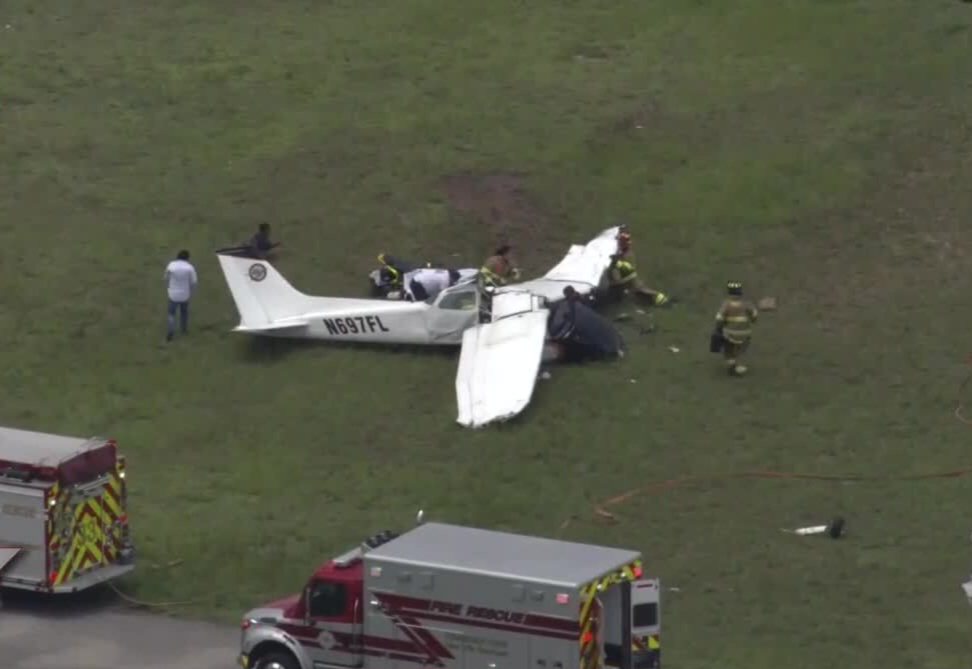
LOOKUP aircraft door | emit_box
[426,283,480,342]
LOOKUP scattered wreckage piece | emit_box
[757,296,777,311]
[963,529,972,607]
[782,516,845,538]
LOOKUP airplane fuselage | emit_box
[249,299,477,346]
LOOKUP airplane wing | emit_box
[497,226,620,303]
[455,292,549,428]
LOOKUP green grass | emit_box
[2,0,972,666]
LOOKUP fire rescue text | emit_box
[426,600,531,624]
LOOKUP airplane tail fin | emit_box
[216,254,311,328]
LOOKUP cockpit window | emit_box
[436,288,478,311]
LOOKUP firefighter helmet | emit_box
[727,281,743,296]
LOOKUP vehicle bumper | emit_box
[51,563,136,593]
[1,562,136,594]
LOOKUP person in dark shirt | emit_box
[248,223,280,260]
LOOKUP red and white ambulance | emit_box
[238,518,660,669]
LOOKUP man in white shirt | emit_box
[403,267,457,302]
[164,250,198,341]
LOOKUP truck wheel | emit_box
[255,652,300,669]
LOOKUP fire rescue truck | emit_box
[238,517,661,669]
[0,426,135,593]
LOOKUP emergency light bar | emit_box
[0,463,59,482]
[0,439,119,485]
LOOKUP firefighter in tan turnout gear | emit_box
[607,226,670,307]
[712,281,758,376]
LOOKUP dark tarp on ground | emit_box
[547,300,625,361]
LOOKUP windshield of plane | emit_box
[432,281,478,310]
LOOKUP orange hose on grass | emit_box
[562,355,972,527]
[575,467,972,526]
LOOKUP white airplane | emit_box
[216,226,624,428]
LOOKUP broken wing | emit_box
[498,226,620,303]
[455,294,550,428]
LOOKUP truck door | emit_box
[305,578,364,668]
[629,579,661,669]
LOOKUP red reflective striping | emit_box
[523,612,579,633]
[387,610,577,641]
[74,505,102,521]
[377,592,579,635]
[277,592,583,668]
[397,614,453,660]
[278,623,442,657]
[378,593,433,611]
[101,502,119,523]
[293,631,441,665]
[103,483,122,505]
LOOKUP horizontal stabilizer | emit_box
[233,319,310,333]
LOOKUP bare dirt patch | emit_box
[440,173,548,245]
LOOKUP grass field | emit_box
[3,1,972,666]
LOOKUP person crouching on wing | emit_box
[404,268,461,303]
[377,253,409,297]
[479,244,521,289]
